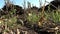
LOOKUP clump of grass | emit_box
[44,10,60,23]
[27,11,40,24]
[0,9,17,27]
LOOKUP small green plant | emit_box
[27,11,40,24]
[44,10,60,23]
[7,16,17,27]
[51,10,60,23]
[0,9,17,27]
